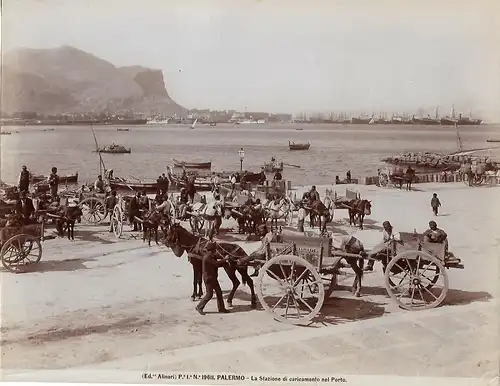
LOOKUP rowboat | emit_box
[31,173,79,184]
[289,141,310,150]
[173,159,212,169]
[116,128,130,132]
[486,139,500,143]
[108,178,158,192]
[262,160,283,173]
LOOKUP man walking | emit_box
[196,242,230,315]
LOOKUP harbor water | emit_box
[1,123,499,186]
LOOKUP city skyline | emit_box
[3,0,499,121]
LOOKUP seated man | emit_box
[94,175,105,194]
[15,191,36,224]
[423,220,455,260]
[365,220,401,271]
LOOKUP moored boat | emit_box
[172,159,212,169]
[94,144,131,154]
[262,158,283,173]
[289,141,310,150]
[116,128,130,131]
[0,131,12,135]
[31,172,79,184]
[486,139,500,143]
[108,178,158,192]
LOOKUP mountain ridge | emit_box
[1,45,185,116]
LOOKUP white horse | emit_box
[263,197,291,229]
[189,196,223,239]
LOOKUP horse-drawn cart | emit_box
[0,223,44,273]
[255,230,464,324]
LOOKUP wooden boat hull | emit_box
[109,179,158,192]
[94,149,131,154]
[173,159,212,169]
[289,144,310,150]
[486,139,500,143]
[32,173,79,184]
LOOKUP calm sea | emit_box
[1,123,499,186]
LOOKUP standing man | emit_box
[196,242,230,315]
[129,192,141,231]
[16,191,35,224]
[18,165,31,194]
[48,167,59,201]
[161,173,169,193]
[346,170,352,183]
[105,191,118,232]
[186,175,196,204]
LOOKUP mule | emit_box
[55,206,83,240]
[264,198,289,231]
[141,209,170,246]
[305,200,331,234]
[165,223,257,308]
[347,199,372,230]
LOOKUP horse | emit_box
[165,223,257,308]
[347,199,372,230]
[404,170,417,191]
[224,204,264,235]
[264,197,289,231]
[55,205,83,240]
[141,209,169,246]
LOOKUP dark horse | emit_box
[306,200,331,234]
[224,205,263,235]
[141,209,170,246]
[165,223,257,308]
[55,206,83,240]
[347,199,372,230]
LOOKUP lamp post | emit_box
[238,148,245,172]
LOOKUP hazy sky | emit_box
[2,0,500,119]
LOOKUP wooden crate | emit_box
[266,234,332,271]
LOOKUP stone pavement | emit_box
[6,299,497,384]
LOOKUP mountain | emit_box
[1,45,186,116]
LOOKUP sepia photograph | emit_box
[1,0,499,385]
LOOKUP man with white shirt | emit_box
[365,220,400,271]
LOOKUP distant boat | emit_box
[209,122,217,127]
[173,159,212,169]
[295,128,303,131]
[262,159,283,173]
[486,139,500,143]
[0,131,11,135]
[108,178,158,192]
[94,144,131,154]
[117,128,129,132]
[43,128,55,132]
[289,141,311,150]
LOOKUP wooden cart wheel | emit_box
[256,254,325,325]
[1,234,42,273]
[112,205,124,238]
[79,197,106,224]
[379,172,389,187]
[385,250,448,311]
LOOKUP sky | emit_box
[2,0,500,120]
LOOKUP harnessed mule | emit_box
[141,209,170,246]
[305,200,331,234]
[55,206,83,240]
[165,223,257,308]
[347,199,372,230]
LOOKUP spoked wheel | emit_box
[189,215,205,234]
[112,205,124,238]
[385,250,449,310]
[79,197,106,224]
[379,172,389,187]
[1,234,42,273]
[256,254,325,325]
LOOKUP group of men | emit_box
[18,165,60,200]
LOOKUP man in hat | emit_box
[364,220,401,271]
[18,165,31,194]
[105,190,118,232]
[129,192,142,231]
[196,242,230,315]
[15,191,35,224]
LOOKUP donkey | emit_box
[55,206,83,240]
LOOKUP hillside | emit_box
[1,45,185,116]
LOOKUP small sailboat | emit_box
[190,118,198,129]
